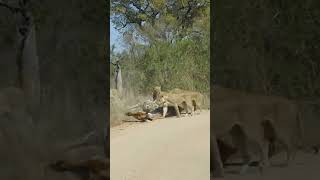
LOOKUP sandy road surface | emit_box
[111,111,210,180]
[216,148,320,180]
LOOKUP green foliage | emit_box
[214,0,320,99]
[110,1,210,95]
[111,0,209,32]
[114,38,209,94]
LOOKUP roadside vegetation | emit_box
[110,0,210,126]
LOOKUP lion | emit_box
[217,118,289,174]
[212,136,225,177]
[152,86,195,117]
[216,121,269,174]
[216,120,283,169]
[152,86,205,117]
[168,88,205,113]
[212,86,303,174]
[216,138,238,166]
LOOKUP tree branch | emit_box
[144,0,150,12]
[131,1,145,13]
[0,1,22,13]
[116,19,140,30]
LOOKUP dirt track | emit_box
[110,111,210,180]
[217,151,320,180]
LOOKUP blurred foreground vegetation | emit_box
[213,0,320,99]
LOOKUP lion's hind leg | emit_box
[192,100,201,114]
[276,136,295,166]
[262,118,294,166]
[257,139,271,174]
[181,102,189,116]
[187,101,195,116]
[173,103,181,118]
[229,123,256,174]
[181,101,194,117]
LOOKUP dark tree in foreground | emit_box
[0,0,40,119]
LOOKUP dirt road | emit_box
[110,111,210,180]
[217,151,320,180]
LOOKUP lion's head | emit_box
[152,86,162,101]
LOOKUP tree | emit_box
[213,0,320,99]
[111,60,123,96]
[109,1,210,95]
[111,0,209,40]
[110,45,123,95]
[0,0,40,119]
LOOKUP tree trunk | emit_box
[16,10,40,120]
[115,63,123,96]
[104,125,109,158]
[212,135,224,177]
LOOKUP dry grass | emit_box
[110,88,151,127]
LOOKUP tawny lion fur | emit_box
[152,86,204,117]
[212,86,304,174]
[168,88,205,112]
